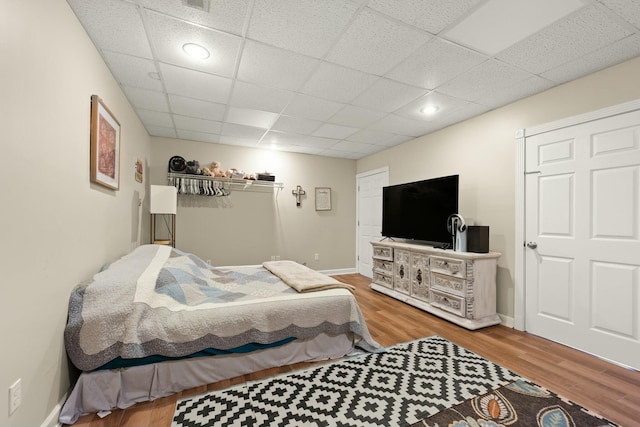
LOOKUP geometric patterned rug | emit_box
[171,335,616,427]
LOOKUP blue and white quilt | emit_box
[64,245,381,371]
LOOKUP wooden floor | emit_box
[69,274,640,427]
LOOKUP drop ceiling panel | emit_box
[67,0,640,159]
[301,63,378,103]
[437,59,531,102]
[351,78,428,113]
[248,0,359,58]
[139,0,251,35]
[496,4,634,74]
[102,51,163,91]
[173,115,222,134]
[237,41,321,91]
[283,94,345,121]
[159,63,232,103]
[326,9,431,75]
[144,10,241,77]
[67,0,153,58]
[168,95,226,121]
[367,0,481,34]
[122,86,170,112]
[229,81,294,113]
[385,38,486,89]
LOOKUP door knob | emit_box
[526,242,538,249]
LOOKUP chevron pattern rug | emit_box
[171,336,616,427]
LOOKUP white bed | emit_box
[60,245,380,424]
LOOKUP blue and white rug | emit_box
[172,336,520,427]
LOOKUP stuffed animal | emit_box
[201,167,212,176]
[210,161,227,177]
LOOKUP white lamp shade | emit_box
[150,185,177,214]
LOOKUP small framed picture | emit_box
[315,187,332,211]
[90,95,120,190]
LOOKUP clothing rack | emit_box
[167,172,283,196]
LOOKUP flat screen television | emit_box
[382,175,459,245]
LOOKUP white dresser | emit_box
[371,241,501,330]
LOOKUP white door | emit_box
[524,109,640,370]
[356,168,388,277]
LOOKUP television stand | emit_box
[371,241,501,330]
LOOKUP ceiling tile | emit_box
[301,62,378,103]
[442,0,584,56]
[225,107,279,128]
[367,0,480,34]
[369,114,438,136]
[272,116,323,134]
[237,41,321,91]
[347,129,403,145]
[220,123,266,139]
[312,123,359,139]
[394,91,470,121]
[122,86,169,112]
[136,109,174,127]
[476,75,556,109]
[146,125,177,138]
[139,0,251,35]
[144,10,242,77]
[168,94,226,121]
[330,140,378,153]
[67,0,152,58]
[102,51,163,91]
[541,34,640,84]
[328,105,387,127]
[437,59,532,102]
[282,94,345,121]
[248,0,360,58]
[177,130,220,143]
[173,115,222,134]
[496,4,634,74]
[218,135,260,147]
[599,0,640,28]
[326,9,431,75]
[385,38,486,89]
[351,78,428,113]
[229,81,294,113]
[160,63,233,103]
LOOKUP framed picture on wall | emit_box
[90,95,120,190]
[315,187,332,211]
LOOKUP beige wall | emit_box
[150,138,357,269]
[357,56,640,322]
[0,1,151,426]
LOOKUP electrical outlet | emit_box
[9,379,21,415]
[314,253,319,261]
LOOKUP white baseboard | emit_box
[498,314,514,328]
[41,392,67,427]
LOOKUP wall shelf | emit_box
[167,172,283,196]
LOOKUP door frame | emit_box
[514,98,640,331]
[356,166,389,276]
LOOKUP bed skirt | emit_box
[59,332,357,424]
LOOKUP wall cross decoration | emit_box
[292,185,306,207]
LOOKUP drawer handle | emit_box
[416,269,422,285]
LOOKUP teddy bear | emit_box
[210,161,227,177]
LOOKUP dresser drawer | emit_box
[373,272,393,288]
[431,272,466,297]
[373,259,393,275]
[429,289,466,317]
[372,245,393,261]
[430,256,466,279]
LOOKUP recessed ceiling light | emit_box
[420,105,439,115]
[182,43,210,59]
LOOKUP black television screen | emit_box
[382,175,459,245]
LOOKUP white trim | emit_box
[514,129,526,331]
[41,392,67,427]
[498,313,515,329]
[355,166,390,276]
[514,99,640,334]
